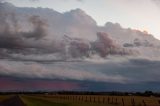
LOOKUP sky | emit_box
[6,0,160,40]
[1,0,160,91]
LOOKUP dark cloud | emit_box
[0,0,160,92]
[1,77,160,91]
[0,2,53,57]
[0,57,160,85]
[0,4,23,49]
[0,2,140,61]
[23,15,48,40]
[0,13,47,50]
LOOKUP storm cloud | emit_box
[22,15,48,40]
[0,59,127,83]
[0,1,160,92]
[0,57,160,85]
[0,2,58,57]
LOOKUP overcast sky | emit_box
[6,0,160,39]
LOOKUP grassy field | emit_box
[0,95,13,102]
[0,94,160,106]
[20,95,69,106]
[20,95,116,106]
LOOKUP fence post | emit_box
[103,97,105,104]
[98,97,100,103]
[85,96,87,102]
[111,97,113,104]
[90,96,91,102]
[131,98,135,106]
[94,97,96,103]
[108,97,110,104]
[142,100,146,106]
[115,98,117,104]
[122,98,125,106]
[158,100,160,104]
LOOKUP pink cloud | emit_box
[0,77,81,91]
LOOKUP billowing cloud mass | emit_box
[23,15,48,40]
[0,4,53,57]
[0,2,160,91]
[0,2,136,60]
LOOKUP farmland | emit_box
[0,93,160,106]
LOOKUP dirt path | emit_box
[0,95,26,106]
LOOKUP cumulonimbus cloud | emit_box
[0,1,160,87]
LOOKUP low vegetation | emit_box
[0,92,160,106]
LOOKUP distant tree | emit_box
[144,91,153,96]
